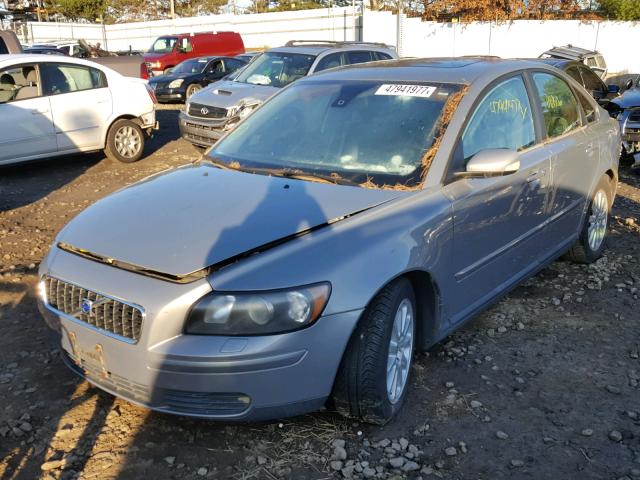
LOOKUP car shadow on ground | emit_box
[0,153,102,213]
[143,109,184,157]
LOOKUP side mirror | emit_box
[465,149,520,177]
[625,79,634,91]
[608,84,620,94]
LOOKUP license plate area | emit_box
[66,331,110,380]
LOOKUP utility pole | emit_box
[36,0,42,22]
[396,0,403,57]
[170,0,175,19]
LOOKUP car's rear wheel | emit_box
[566,176,612,263]
[104,119,145,163]
[186,84,202,98]
[332,277,416,425]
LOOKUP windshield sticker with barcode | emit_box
[375,84,437,97]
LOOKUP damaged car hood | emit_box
[190,80,278,109]
[611,88,640,109]
[56,164,407,279]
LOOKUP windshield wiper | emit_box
[276,169,360,187]
[200,159,360,186]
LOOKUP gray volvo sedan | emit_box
[38,58,620,424]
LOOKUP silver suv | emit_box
[179,40,397,147]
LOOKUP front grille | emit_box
[44,276,144,343]
[628,111,640,123]
[160,389,251,416]
[188,102,227,119]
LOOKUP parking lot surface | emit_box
[1,108,640,480]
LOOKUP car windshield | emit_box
[210,80,460,188]
[149,37,177,53]
[172,59,209,75]
[234,52,315,88]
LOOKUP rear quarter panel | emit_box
[90,55,145,78]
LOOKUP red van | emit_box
[144,32,245,76]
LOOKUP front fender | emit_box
[209,188,454,324]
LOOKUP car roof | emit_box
[524,58,579,68]
[302,57,546,84]
[267,41,395,56]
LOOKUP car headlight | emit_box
[185,283,331,335]
[150,61,162,69]
[168,79,184,89]
[238,101,261,119]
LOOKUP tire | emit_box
[566,175,612,264]
[104,119,145,164]
[332,277,416,425]
[186,83,202,98]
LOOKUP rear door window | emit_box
[532,72,582,138]
[576,89,597,123]
[374,52,393,60]
[565,66,583,87]
[345,51,373,65]
[461,75,536,161]
[578,66,605,94]
[40,63,107,96]
[314,53,343,72]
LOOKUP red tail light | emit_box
[140,62,150,80]
[146,85,158,104]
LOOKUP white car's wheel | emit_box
[104,119,145,163]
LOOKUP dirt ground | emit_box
[1,108,639,480]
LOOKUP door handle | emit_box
[32,109,49,114]
[526,170,545,183]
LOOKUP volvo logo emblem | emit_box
[200,107,209,115]
[80,298,94,314]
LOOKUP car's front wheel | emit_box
[104,119,145,163]
[332,277,416,425]
[186,83,202,98]
[566,175,613,263]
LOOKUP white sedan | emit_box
[0,55,157,165]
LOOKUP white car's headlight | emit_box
[185,284,331,335]
[168,79,184,89]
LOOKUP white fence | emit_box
[364,11,640,74]
[15,8,640,74]
[19,7,361,52]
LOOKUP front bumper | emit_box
[178,111,232,147]
[154,87,186,103]
[618,109,640,152]
[38,249,360,421]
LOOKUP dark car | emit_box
[540,45,607,79]
[531,59,620,105]
[149,56,247,103]
[605,76,640,161]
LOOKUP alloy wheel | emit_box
[114,126,142,159]
[588,189,608,252]
[386,298,414,404]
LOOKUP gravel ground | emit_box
[1,108,639,480]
